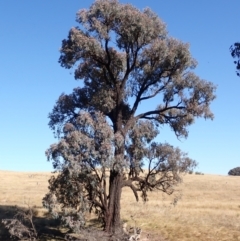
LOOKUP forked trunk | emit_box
[105,170,122,234]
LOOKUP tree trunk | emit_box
[105,170,122,234]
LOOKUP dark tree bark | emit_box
[105,170,122,233]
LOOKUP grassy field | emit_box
[0,170,240,240]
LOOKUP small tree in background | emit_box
[230,42,240,76]
[44,0,216,234]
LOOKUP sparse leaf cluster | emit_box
[230,42,240,76]
[2,205,38,240]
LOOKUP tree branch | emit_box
[122,180,139,202]
[104,39,116,84]
[139,85,166,101]
[136,105,185,120]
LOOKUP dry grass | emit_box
[0,170,51,211]
[121,174,240,241]
[1,170,240,240]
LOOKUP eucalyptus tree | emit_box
[44,0,216,234]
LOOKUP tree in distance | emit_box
[230,42,240,77]
[43,0,216,234]
[228,167,240,176]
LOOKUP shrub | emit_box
[228,167,240,176]
[195,171,204,175]
[1,205,38,240]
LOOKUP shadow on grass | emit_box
[0,206,114,241]
[87,217,103,229]
[0,205,66,240]
[0,206,152,241]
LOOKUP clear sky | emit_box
[0,0,239,175]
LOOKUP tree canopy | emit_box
[43,0,216,235]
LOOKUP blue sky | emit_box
[0,0,239,175]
